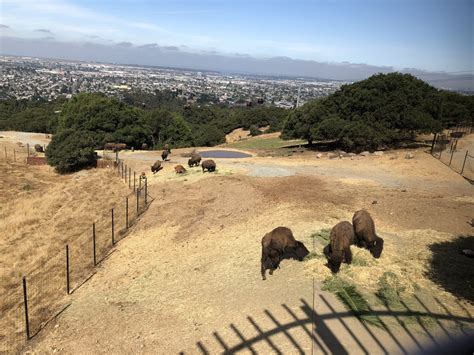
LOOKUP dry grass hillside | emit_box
[0,140,132,351]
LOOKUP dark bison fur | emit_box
[151,161,162,174]
[188,153,202,167]
[261,226,309,280]
[352,210,384,258]
[34,144,44,153]
[174,165,186,174]
[201,159,216,172]
[164,144,171,153]
[141,143,148,150]
[324,221,356,273]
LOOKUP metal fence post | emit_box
[92,223,97,266]
[136,189,139,214]
[22,277,30,340]
[449,148,455,167]
[124,164,127,182]
[461,150,468,175]
[111,208,115,245]
[126,197,129,229]
[66,245,70,294]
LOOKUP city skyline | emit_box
[1,0,472,75]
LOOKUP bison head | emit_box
[368,237,384,258]
[294,241,310,260]
[327,252,343,273]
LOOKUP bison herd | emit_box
[148,148,217,176]
[261,210,384,280]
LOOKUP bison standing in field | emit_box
[261,226,309,280]
[151,160,163,174]
[174,165,187,174]
[352,210,384,258]
[34,144,44,153]
[162,150,169,161]
[104,143,127,152]
[324,221,357,273]
[188,153,202,167]
[164,143,171,153]
[201,159,216,172]
[141,143,148,150]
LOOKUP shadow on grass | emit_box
[427,235,474,302]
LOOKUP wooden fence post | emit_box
[461,151,469,175]
[133,171,136,192]
[145,177,148,205]
[22,277,30,340]
[430,133,437,154]
[449,148,455,167]
[27,143,30,158]
[66,245,70,294]
[129,168,131,188]
[124,164,127,182]
[92,223,97,266]
[111,208,115,245]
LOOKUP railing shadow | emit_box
[183,296,474,354]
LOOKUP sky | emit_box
[0,0,473,74]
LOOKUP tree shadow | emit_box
[426,235,474,302]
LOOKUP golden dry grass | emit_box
[0,142,133,351]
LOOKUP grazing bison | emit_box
[352,210,384,258]
[164,143,171,153]
[324,221,357,273]
[261,226,309,280]
[141,143,148,150]
[104,143,126,152]
[34,144,44,153]
[174,165,186,174]
[151,161,163,174]
[188,153,202,167]
[201,159,216,172]
[162,150,169,161]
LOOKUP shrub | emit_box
[249,125,262,136]
[46,129,97,174]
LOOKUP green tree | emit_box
[46,129,97,173]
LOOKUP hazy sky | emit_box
[1,0,472,72]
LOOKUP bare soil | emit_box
[1,132,473,354]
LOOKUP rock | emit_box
[328,153,339,159]
[316,153,323,159]
[360,151,370,156]
[405,153,414,159]
[348,152,356,157]
[374,151,384,156]
[372,200,378,205]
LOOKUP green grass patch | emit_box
[228,137,306,150]
[310,229,331,244]
[304,251,323,261]
[322,276,383,328]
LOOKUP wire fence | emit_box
[430,122,473,181]
[0,155,153,354]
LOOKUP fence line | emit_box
[1,153,153,353]
[430,122,473,181]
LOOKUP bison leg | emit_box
[344,246,353,264]
[261,262,267,280]
[323,244,332,260]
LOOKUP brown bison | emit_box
[261,226,309,280]
[324,221,357,273]
[188,153,202,167]
[174,165,187,174]
[352,210,384,258]
[162,150,169,161]
[104,143,127,152]
[141,143,148,150]
[164,143,171,153]
[151,161,163,174]
[201,159,216,172]
[34,144,44,153]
